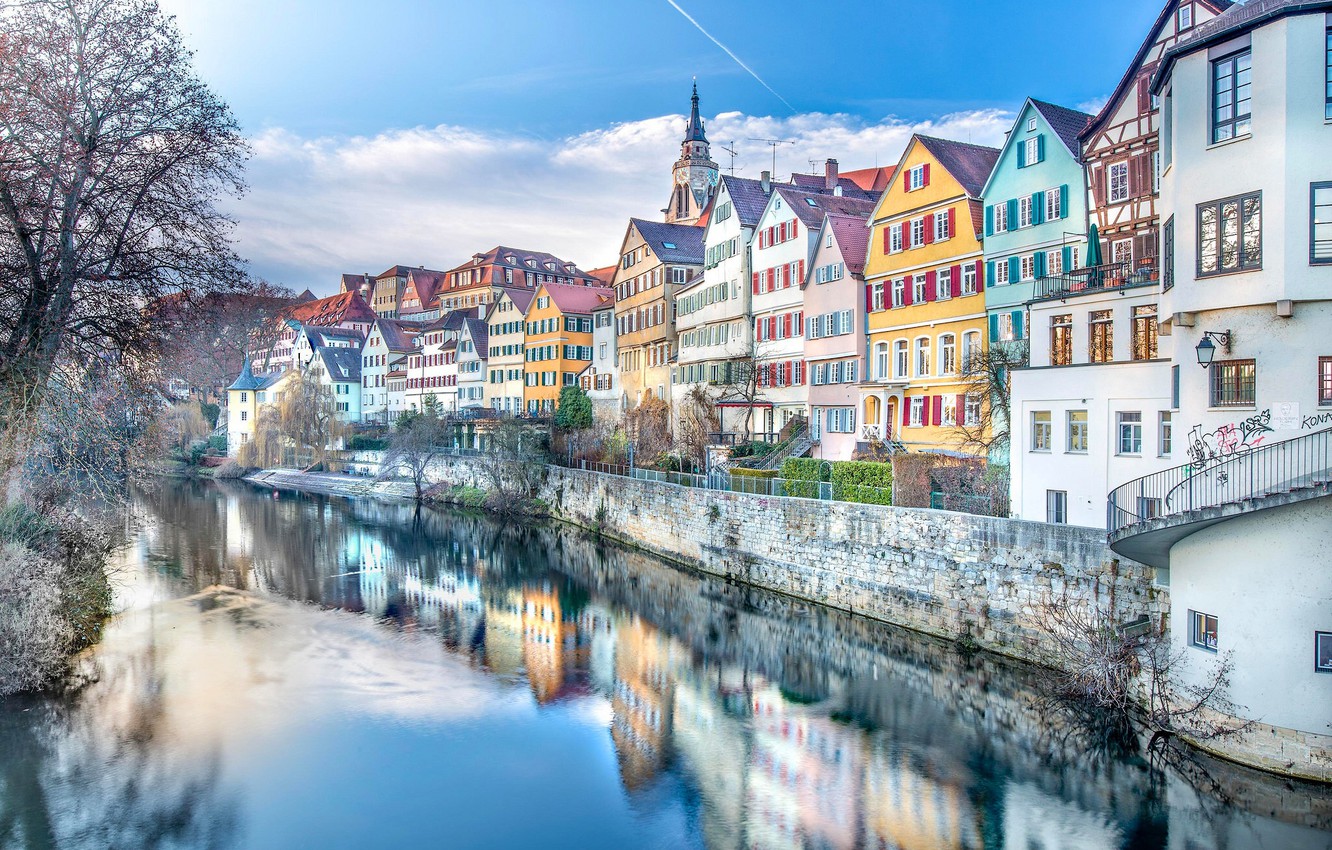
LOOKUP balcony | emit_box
[1108,426,1332,568]
[1032,259,1158,303]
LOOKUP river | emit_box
[0,479,1328,849]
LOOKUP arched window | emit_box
[939,333,957,375]
[963,330,982,366]
[915,337,932,377]
[893,340,909,378]
[875,342,890,380]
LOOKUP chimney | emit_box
[760,170,771,195]
[824,158,839,191]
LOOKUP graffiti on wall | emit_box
[1186,409,1273,472]
[1302,411,1332,430]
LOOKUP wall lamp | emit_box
[1194,330,1232,368]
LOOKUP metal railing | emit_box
[572,458,895,505]
[1107,426,1332,533]
[1032,260,1157,302]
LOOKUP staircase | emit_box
[750,424,814,471]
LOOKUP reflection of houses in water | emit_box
[608,616,675,791]
[1001,781,1122,850]
[521,583,590,704]
[746,685,865,850]
[670,661,751,850]
[861,742,981,850]
[482,589,525,676]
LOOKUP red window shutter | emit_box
[783,264,791,288]
[791,220,798,239]
[955,394,965,421]
[951,264,963,297]
[768,226,775,245]
[900,222,909,248]
[903,278,914,306]
[769,316,778,338]
[932,395,943,425]
[922,395,932,426]
[924,215,934,245]
[783,313,792,337]
[947,208,956,237]
[882,227,891,254]
[904,173,911,193]
[925,270,937,301]
[902,399,912,426]
[798,260,805,282]
[865,284,874,312]
[922,163,930,186]
[751,272,759,294]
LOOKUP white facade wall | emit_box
[359,334,394,424]
[805,229,865,461]
[586,307,621,419]
[457,329,487,408]
[750,198,815,430]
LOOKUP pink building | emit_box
[804,212,873,460]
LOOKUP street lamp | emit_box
[1194,330,1232,368]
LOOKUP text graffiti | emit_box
[1186,409,1273,471]
[1302,411,1332,430]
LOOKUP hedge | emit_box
[730,468,777,479]
[831,460,893,505]
[780,457,829,482]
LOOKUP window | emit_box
[1320,357,1332,406]
[1163,216,1175,290]
[909,396,924,426]
[994,259,1010,285]
[1159,411,1173,456]
[1024,137,1040,166]
[964,394,981,426]
[936,268,951,300]
[1045,187,1062,222]
[1067,410,1088,453]
[1032,411,1052,451]
[891,278,905,308]
[1211,49,1252,143]
[239,392,248,403]
[1018,195,1032,228]
[1327,28,1332,120]
[890,226,903,253]
[962,331,981,365]
[1046,490,1067,524]
[1312,182,1332,264]
[825,408,856,433]
[1112,239,1133,266]
[240,410,248,421]
[935,212,951,241]
[996,312,1015,342]
[1210,359,1256,407]
[1117,411,1143,455]
[1020,255,1035,281]
[894,339,909,378]
[1190,611,1218,651]
[1199,192,1261,276]
[1089,310,1113,363]
[913,274,928,303]
[907,164,926,190]
[1132,304,1158,360]
[910,218,925,247]
[939,333,956,375]
[1046,250,1062,276]
[941,396,957,426]
[916,337,931,376]
[993,202,1008,233]
[1109,161,1129,203]
[1317,631,1332,672]
[1177,3,1192,30]
[962,264,978,295]
[1027,116,1037,132]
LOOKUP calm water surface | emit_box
[0,479,1328,850]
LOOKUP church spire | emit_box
[685,78,707,143]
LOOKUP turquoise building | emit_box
[981,99,1093,347]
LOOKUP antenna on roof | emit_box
[720,141,738,176]
[747,138,794,177]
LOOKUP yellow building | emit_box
[860,135,998,453]
[522,282,614,415]
[225,359,294,457]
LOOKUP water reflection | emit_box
[1,479,1328,850]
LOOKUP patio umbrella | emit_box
[1085,223,1104,287]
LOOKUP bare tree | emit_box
[378,413,448,501]
[675,384,719,468]
[476,418,547,509]
[0,0,250,479]
[956,339,1028,458]
[709,339,765,441]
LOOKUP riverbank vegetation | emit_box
[0,0,263,695]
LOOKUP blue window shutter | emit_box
[989,313,1000,343]
[1017,141,1026,168]
[1059,184,1069,218]
[986,260,996,287]
[1037,134,1045,163]
[1008,256,1020,282]
[1062,245,1072,270]
[1007,198,1018,226]
[1013,310,1025,340]
[985,205,994,236]
[1032,192,1044,225]
[1034,251,1046,279]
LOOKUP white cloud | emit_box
[232,108,1014,294]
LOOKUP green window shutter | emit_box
[1034,251,1046,279]
[1059,184,1069,219]
[1008,256,1020,282]
[1007,198,1019,226]
[989,313,1000,343]
[1032,192,1045,225]
[1062,245,1073,270]
[1017,141,1027,168]
[1012,310,1025,340]
[1037,134,1045,163]
[985,205,994,236]
[986,260,996,287]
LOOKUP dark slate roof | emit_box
[463,318,489,354]
[685,81,707,143]
[631,218,705,265]
[227,358,265,391]
[719,174,775,227]
[773,187,876,229]
[916,136,1001,199]
[1030,99,1094,157]
[305,325,365,346]
[1083,0,1234,140]
[1153,0,1331,92]
[788,173,879,201]
[823,213,871,276]
[373,318,420,352]
[318,347,361,383]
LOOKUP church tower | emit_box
[664,81,719,225]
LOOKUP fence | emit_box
[1107,425,1332,533]
[572,458,895,506]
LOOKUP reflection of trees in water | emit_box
[0,659,239,849]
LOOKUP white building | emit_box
[1108,0,1332,780]
[583,300,621,419]
[456,317,489,410]
[361,318,419,425]
[311,345,362,425]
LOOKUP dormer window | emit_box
[1177,4,1192,31]
[1027,116,1037,132]
[907,164,926,191]
[662,241,677,249]
[526,259,537,268]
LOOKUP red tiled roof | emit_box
[279,290,376,327]
[823,213,871,276]
[539,282,615,315]
[586,265,617,286]
[840,166,896,193]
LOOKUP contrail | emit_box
[664,0,796,113]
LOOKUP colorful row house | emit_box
[860,135,998,453]
[522,282,615,415]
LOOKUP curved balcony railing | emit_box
[1107,426,1332,534]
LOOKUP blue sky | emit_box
[158,0,1167,293]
